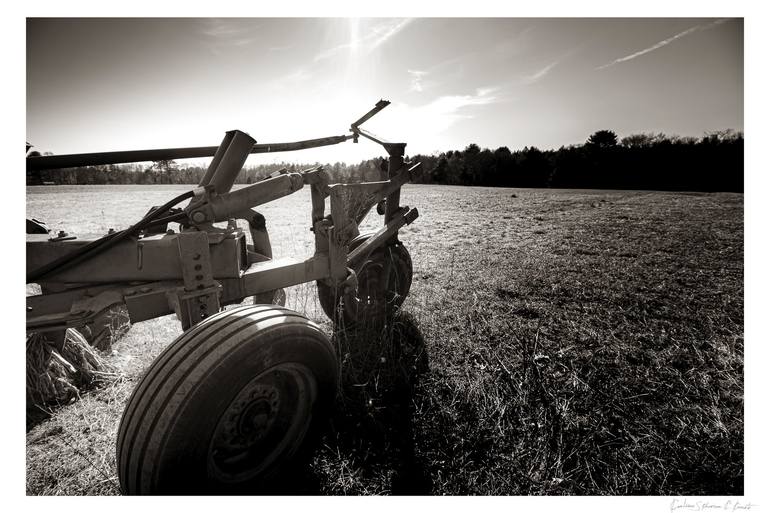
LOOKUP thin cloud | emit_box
[201,19,259,41]
[201,20,237,38]
[314,43,352,62]
[392,88,500,138]
[521,61,559,84]
[371,87,500,147]
[404,55,470,94]
[314,18,414,62]
[359,88,501,154]
[407,69,427,92]
[428,92,498,115]
[283,68,312,83]
[596,18,730,70]
[370,18,414,49]
[475,85,500,97]
[201,19,261,54]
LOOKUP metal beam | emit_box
[351,99,390,130]
[219,255,330,303]
[26,135,355,171]
[206,130,256,194]
[25,99,394,171]
[347,207,419,269]
[27,231,246,283]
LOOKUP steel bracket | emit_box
[171,231,221,329]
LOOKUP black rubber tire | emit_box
[317,238,413,327]
[116,305,338,495]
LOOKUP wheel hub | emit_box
[219,384,279,449]
[207,364,315,484]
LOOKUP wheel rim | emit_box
[207,362,317,484]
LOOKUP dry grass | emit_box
[25,185,743,495]
[26,329,119,429]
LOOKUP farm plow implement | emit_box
[26,100,420,494]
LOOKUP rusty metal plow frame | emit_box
[26,100,420,334]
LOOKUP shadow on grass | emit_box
[249,311,431,495]
[26,406,53,433]
[312,311,431,495]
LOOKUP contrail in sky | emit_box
[522,60,560,84]
[370,18,414,49]
[596,18,730,70]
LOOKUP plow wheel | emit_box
[116,305,338,495]
[317,237,413,328]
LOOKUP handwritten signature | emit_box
[671,499,758,512]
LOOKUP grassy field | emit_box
[25,184,744,495]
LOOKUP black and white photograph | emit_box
[19,4,761,507]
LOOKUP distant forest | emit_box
[27,129,743,192]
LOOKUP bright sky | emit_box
[26,18,742,164]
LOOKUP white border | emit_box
[7,2,765,512]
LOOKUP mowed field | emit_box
[25,184,744,495]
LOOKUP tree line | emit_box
[27,129,743,192]
[405,129,743,192]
